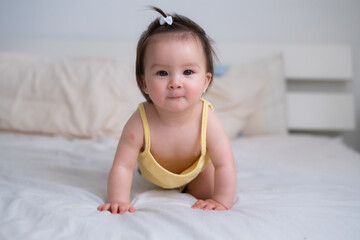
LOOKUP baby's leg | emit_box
[185,161,215,200]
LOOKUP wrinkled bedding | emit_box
[1,133,360,240]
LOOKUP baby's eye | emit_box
[157,70,168,76]
[183,69,194,75]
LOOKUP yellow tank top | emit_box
[137,99,213,190]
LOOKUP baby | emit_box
[98,7,236,214]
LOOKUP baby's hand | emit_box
[191,199,227,211]
[97,202,136,214]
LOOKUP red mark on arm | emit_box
[130,133,135,141]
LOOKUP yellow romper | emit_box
[137,99,213,190]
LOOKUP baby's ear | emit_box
[203,72,212,92]
[141,75,149,94]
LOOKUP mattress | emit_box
[1,132,359,240]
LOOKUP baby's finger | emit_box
[98,203,109,211]
[111,204,119,214]
[214,205,227,211]
[119,206,129,215]
[192,200,208,209]
[203,203,216,211]
[128,206,136,213]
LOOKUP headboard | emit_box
[0,39,355,133]
[214,43,355,132]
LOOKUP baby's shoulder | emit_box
[125,107,143,129]
[121,108,144,146]
[206,106,221,128]
[206,107,228,142]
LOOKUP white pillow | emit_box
[0,52,286,139]
[205,54,287,139]
[0,53,143,138]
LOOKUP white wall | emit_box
[0,0,359,151]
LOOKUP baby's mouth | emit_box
[168,94,184,99]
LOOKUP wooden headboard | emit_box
[0,39,355,132]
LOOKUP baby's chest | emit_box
[149,130,201,173]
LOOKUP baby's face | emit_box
[142,33,212,112]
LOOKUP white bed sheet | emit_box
[0,133,359,240]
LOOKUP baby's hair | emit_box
[136,6,216,103]
[151,6,167,18]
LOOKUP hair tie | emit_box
[159,15,173,25]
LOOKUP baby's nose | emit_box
[168,77,183,89]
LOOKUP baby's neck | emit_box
[152,102,201,127]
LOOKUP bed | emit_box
[0,40,359,240]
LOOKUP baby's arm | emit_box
[195,110,236,210]
[97,110,143,214]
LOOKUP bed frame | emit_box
[0,39,355,132]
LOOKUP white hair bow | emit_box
[159,15,173,25]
